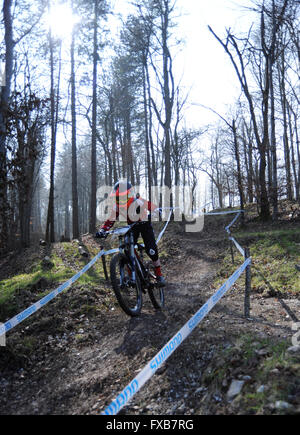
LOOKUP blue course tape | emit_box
[0,220,171,341]
[0,249,105,338]
[101,257,251,415]
[204,210,245,257]
[156,210,173,244]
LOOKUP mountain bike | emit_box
[105,222,165,317]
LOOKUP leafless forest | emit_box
[0,0,299,254]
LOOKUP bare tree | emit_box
[137,0,177,189]
[89,0,99,234]
[208,24,271,220]
[71,0,79,239]
[0,0,13,253]
[45,0,62,243]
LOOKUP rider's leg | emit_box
[140,223,166,285]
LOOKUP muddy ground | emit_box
[0,216,299,415]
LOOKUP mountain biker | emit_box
[95,180,166,287]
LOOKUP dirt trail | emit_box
[0,221,299,415]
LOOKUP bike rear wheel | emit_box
[110,253,143,317]
[147,264,165,310]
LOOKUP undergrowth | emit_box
[214,226,300,297]
[201,333,300,414]
[0,240,108,321]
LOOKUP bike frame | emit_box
[107,222,165,315]
[118,225,147,288]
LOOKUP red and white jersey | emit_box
[101,197,157,231]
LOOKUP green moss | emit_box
[242,391,267,413]
[0,241,110,321]
[202,333,300,414]
[214,227,300,296]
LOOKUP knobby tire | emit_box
[110,253,142,317]
[146,263,165,310]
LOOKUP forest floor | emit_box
[0,203,300,415]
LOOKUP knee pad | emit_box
[147,247,158,262]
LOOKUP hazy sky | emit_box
[112,0,257,127]
[176,0,256,126]
[1,0,257,130]
[109,0,257,202]
[1,0,257,197]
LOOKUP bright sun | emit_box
[46,3,79,39]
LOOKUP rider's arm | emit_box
[101,205,119,231]
[147,199,158,212]
[101,219,115,231]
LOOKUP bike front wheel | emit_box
[110,253,143,317]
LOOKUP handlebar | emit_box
[97,207,177,239]
[107,221,146,237]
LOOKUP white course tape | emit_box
[0,216,174,341]
[101,256,251,415]
[224,211,245,257]
[0,249,109,339]
[156,210,173,244]
[104,248,120,256]
[229,236,245,257]
[225,211,244,233]
[203,210,245,258]
[204,210,243,216]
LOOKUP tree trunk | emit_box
[242,121,254,203]
[143,62,152,200]
[269,55,279,219]
[287,103,299,201]
[232,120,244,222]
[89,0,98,233]
[71,9,79,239]
[278,51,293,201]
[162,5,173,190]
[45,12,57,243]
[145,61,157,186]
[0,0,13,253]
[64,195,70,240]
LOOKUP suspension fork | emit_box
[129,231,146,284]
[129,232,136,282]
[118,234,133,284]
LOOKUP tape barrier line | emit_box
[203,210,245,258]
[156,210,173,244]
[229,236,245,257]
[0,217,173,340]
[224,211,245,257]
[0,211,174,341]
[101,257,251,415]
[104,248,119,256]
[0,249,108,339]
[204,210,243,216]
[225,211,244,234]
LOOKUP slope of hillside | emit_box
[0,203,299,415]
